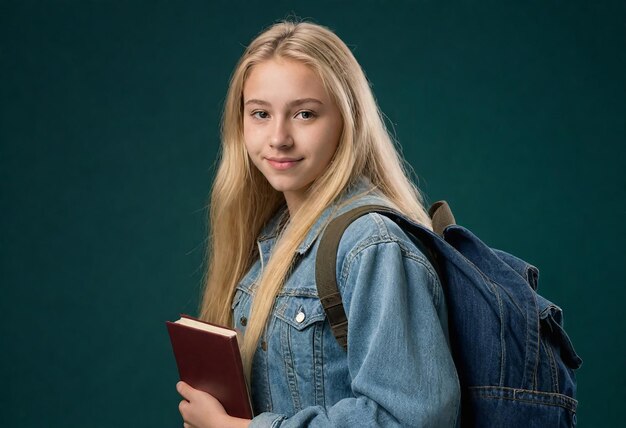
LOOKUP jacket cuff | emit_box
[249,412,287,428]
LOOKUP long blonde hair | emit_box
[199,20,431,376]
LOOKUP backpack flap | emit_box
[536,294,583,370]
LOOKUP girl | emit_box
[176,20,460,427]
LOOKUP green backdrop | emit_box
[1,1,624,426]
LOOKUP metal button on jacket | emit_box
[295,311,305,323]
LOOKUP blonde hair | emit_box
[199,20,431,377]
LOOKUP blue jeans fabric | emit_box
[389,218,582,427]
[232,180,461,427]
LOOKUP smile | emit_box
[266,157,303,170]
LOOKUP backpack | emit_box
[315,202,582,427]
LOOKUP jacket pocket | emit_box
[270,291,327,411]
[274,291,326,330]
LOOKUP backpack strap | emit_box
[315,203,446,350]
[429,200,456,237]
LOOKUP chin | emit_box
[268,183,295,193]
[266,179,303,194]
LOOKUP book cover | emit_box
[166,314,253,419]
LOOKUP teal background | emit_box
[1,1,624,426]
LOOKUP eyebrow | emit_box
[244,98,324,108]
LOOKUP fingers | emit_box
[179,399,194,428]
[176,381,194,401]
[178,383,196,428]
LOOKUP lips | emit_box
[265,157,303,170]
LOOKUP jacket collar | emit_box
[257,177,391,255]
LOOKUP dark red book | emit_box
[166,314,253,419]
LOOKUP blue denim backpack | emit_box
[316,202,582,427]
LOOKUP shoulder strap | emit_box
[429,201,455,237]
[315,203,453,350]
[315,205,391,349]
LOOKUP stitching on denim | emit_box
[542,334,560,392]
[247,310,273,413]
[339,213,440,282]
[339,214,439,277]
[529,290,542,391]
[468,386,578,412]
[371,212,441,283]
[282,320,302,412]
[531,331,538,390]
[521,287,531,389]
[278,289,319,298]
[340,238,441,300]
[313,321,325,406]
[237,267,259,292]
[404,251,441,306]
[370,212,390,240]
[492,280,505,386]
[274,297,288,319]
[371,211,444,305]
[341,236,425,278]
[272,295,325,328]
[231,289,249,333]
[481,276,539,390]
[269,415,287,428]
[276,313,325,329]
[452,244,543,390]
[469,384,579,399]
[275,311,325,329]
[475,393,577,412]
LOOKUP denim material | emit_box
[233,179,461,427]
[387,219,583,427]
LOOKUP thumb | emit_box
[176,381,195,401]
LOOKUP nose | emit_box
[269,118,293,149]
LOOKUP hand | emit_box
[176,381,251,428]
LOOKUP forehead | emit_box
[243,58,330,102]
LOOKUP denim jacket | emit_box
[232,179,460,427]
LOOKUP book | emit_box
[166,314,253,419]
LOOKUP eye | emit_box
[296,110,316,120]
[251,110,269,120]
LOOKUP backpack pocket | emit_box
[534,292,582,416]
[536,294,583,369]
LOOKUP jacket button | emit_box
[295,311,305,323]
[261,340,268,351]
[240,316,247,326]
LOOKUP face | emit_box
[242,58,343,214]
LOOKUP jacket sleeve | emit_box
[249,216,460,427]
